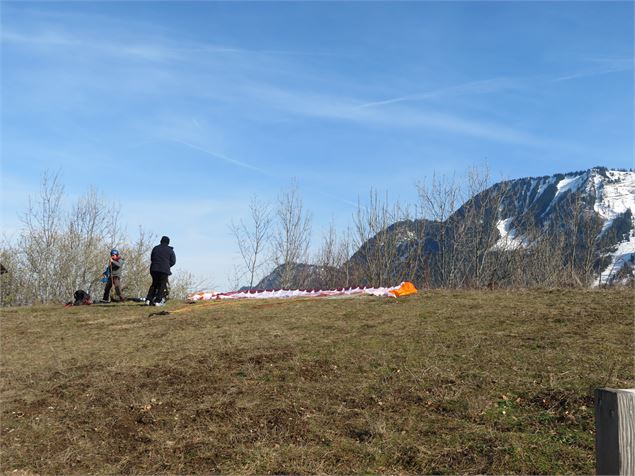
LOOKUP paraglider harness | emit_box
[65,290,93,307]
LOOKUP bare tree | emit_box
[0,241,26,306]
[119,227,155,298]
[230,195,271,289]
[338,226,354,287]
[169,270,197,300]
[457,166,511,288]
[351,189,406,287]
[272,184,312,288]
[4,172,167,305]
[227,264,244,292]
[416,172,461,287]
[567,192,603,286]
[415,165,515,288]
[315,220,351,288]
[19,173,67,302]
[60,187,126,298]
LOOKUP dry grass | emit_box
[1,289,633,474]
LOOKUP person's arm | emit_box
[170,249,176,268]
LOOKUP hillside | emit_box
[255,168,635,290]
[481,167,635,285]
[1,289,633,474]
[346,167,635,288]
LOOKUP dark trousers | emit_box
[103,276,124,301]
[146,271,169,303]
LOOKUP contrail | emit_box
[168,137,361,210]
[168,137,269,175]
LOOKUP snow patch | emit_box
[398,230,417,242]
[556,174,586,198]
[542,173,587,217]
[593,170,635,238]
[492,218,526,250]
[593,170,635,221]
[592,170,635,285]
[594,230,635,286]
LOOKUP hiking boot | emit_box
[155,301,165,307]
[100,299,110,304]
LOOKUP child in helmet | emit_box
[101,249,125,303]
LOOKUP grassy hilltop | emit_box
[1,289,633,474]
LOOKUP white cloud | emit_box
[3,8,584,154]
[2,27,182,63]
[241,81,573,149]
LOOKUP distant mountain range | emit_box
[256,167,635,289]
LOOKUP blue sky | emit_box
[1,1,633,289]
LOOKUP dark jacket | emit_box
[150,244,176,275]
[110,258,124,277]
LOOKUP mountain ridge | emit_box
[255,167,634,289]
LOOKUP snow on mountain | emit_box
[425,167,634,286]
[593,170,635,225]
[399,168,633,287]
[595,233,635,286]
[591,170,635,286]
[256,167,634,289]
[492,218,525,251]
[489,168,634,285]
[556,173,587,197]
[541,172,588,217]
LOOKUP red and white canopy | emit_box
[186,281,417,302]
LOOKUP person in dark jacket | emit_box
[101,249,125,303]
[145,236,176,306]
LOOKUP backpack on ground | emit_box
[72,290,92,306]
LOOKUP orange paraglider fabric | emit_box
[389,281,418,297]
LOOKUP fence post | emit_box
[595,388,635,475]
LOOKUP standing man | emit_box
[146,236,176,306]
[102,249,125,303]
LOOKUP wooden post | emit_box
[595,388,635,475]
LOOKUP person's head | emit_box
[160,236,170,245]
[110,249,120,260]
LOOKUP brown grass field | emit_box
[1,288,633,474]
